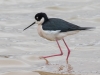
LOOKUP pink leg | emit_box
[62,39,70,61]
[41,40,63,58]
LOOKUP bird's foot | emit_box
[39,56,43,59]
[39,56,49,65]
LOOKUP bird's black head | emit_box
[23,12,48,31]
[35,12,49,24]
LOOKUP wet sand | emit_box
[0,0,100,75]
[37,71,76,75]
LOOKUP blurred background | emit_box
[0,0,100,75]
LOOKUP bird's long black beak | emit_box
[23,22,35,31]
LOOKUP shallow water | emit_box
[0,0,100,75]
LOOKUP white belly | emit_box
[37,25,79,41]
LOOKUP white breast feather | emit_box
[44,30,61,35]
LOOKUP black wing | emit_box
[42,18,91,32]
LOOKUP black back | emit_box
[42,18,87,32]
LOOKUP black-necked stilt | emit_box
[24,12,93,63]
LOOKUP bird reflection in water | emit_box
[42,58,74,75]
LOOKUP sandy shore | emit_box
[0,0,100,75]
[37,71,76,75]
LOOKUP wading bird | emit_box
[24,12,93,63]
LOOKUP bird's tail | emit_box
[79,27,95,30]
